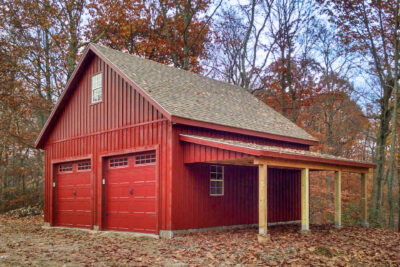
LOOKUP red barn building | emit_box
[36,44,374,240]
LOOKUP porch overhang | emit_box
[180,134,374,242]
[179,134,375,173]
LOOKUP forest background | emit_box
[0,0,399,231]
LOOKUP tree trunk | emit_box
[370,103,391,227]
[398,169,400,232]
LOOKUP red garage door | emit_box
[105,153,157,234]
[55,160,92,228]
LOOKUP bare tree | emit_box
[268,0,316,122]
[210,0,275,90]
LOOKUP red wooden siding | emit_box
[175,125,310,150]
[268,168,301,222]
[43,52,305,234]
[171,163,300,230]
[172,164,258,229]
[171,125,302,230]
[43,54,172,231]
[183,142,249,163]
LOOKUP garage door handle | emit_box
[73,189,77,196]
[129,187,134,196]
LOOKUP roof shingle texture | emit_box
[181,134,373,165]
[92,44,316,142]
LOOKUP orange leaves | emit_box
[86,0,212,72]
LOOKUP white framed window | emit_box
[77,161,91,171]
[135,153,156,165]
[109,157,128,168]
[91,73,102,103]
[210,165,224,196]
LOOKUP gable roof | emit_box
[35,43,317,148]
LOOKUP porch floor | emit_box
[1,214,399,266]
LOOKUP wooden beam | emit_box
[258,164,269,243]
[361,170,370,227]
[334,171,342,228]
[254,157,369,174]
[205,157,256,166]
[301,168,310,232]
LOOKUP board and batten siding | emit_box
[43,54,172,231]
[170,162,300,230]
[43,52,305,233]
[171,125,302,230]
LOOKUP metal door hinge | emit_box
[52,182,56,188]
[102,178,106,185]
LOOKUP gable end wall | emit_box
[43,54,172,231]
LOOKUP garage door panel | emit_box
[132,183,156,197]
[106,153,157,233]
[57,188,74,198]
[74,188,91,197]
[106,214,135,231]
[58,197,91,210]
[57,176,75,186]
[130,200,156,212]
[55,160,92,229]
[107,199,130,212]
[131,167,155,179]
[133,215,157,232]
[56,210,91,228]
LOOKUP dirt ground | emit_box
[0,215,399,266]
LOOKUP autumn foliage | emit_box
[0,0,399,232]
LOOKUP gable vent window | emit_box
[110,157,128,168]
[59,164,73,173]
[210,165,224,196]
[91,73,102,103]
[77,161,91,171]
[135,154,156,165]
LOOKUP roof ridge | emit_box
[90,43,317,143]
[91,43,315,141]
[91,43,246,90]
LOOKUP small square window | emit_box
[59,164,73,173]
[91,73,102,103]
[210,165,224,196]
[77,161,91,171]
[135,153,156,165]
[110,157,128,168]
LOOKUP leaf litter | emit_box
[0,215,399,266]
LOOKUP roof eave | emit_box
[179,134,375,170]
[172,115,319,147]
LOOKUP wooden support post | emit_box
[301,168,310,232]
[334,170,342,228]
[361,171,369,227]
[258,164,269,243]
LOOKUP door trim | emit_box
[98,145,160,233]
[51,155,93,228]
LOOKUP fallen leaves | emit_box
[0,215,399,266]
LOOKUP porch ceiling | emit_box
[179,134,375,173]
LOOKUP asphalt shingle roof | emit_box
[180,134,374,166]
[92,44,316,142]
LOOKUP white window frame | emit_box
[210,165,224,196]
[91,73,102,103]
